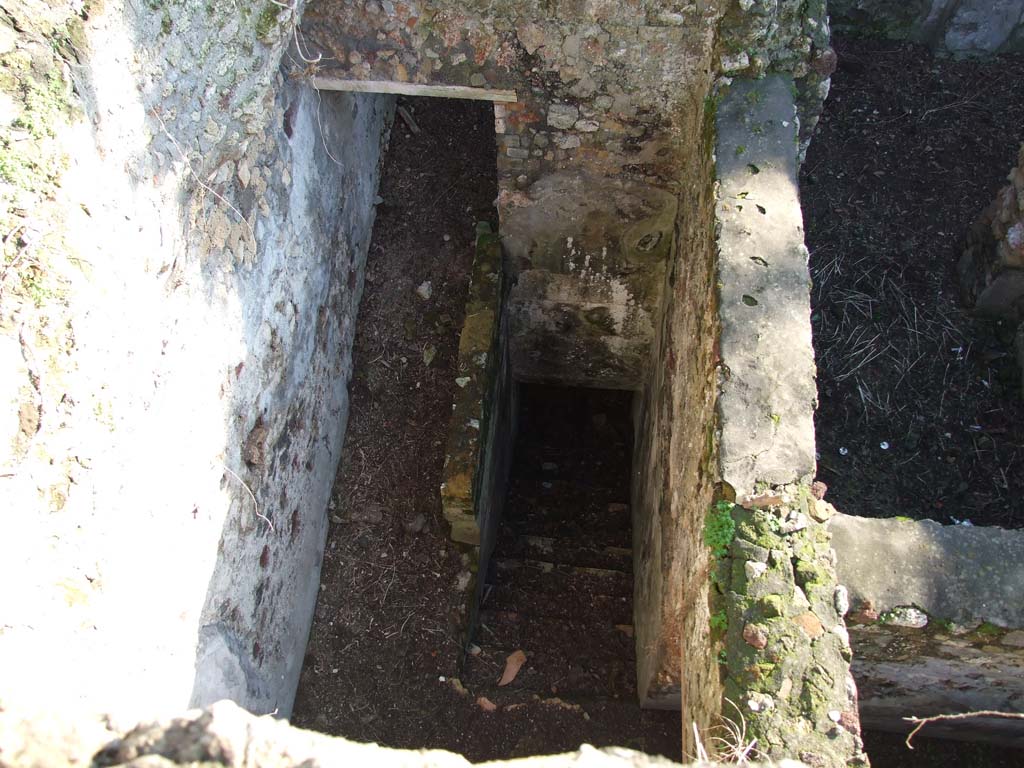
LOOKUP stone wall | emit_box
[830,0,1024,55]
[300,0,832,388]
[829,513,1024,745]
[440,223,517,643]
[708,77,867,766]
[959,144,1024,322]
[0,0,392,721]
[630,83,720,730]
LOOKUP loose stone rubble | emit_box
[960,144,1024,322]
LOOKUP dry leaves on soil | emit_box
[497,649,527,686]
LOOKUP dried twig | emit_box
[220,462,274,532]
[396,105,421,135]
[150,108,256,247]
[904,711,1024,748]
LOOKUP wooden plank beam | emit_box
[310,77,518,103]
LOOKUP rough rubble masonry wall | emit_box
[301,0,833,388]
[712,77,867,767]
[630,82,719,735]
[959,144,1024,322]
[829,0,1024,55]
[830,513,1024,745]
[0,0,393,721]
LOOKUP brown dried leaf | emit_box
[476,696,497,712]
[497,649,527,686]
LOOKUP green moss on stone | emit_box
[976,621,1003,638]
[255,3,280,42]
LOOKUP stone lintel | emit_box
[312,77,518,103]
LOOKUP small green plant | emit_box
[704,500,736,558]
[717,649,728,665]
[710,610,728,632]
[976,621,1002,638]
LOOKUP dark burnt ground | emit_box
[801,36,1024,529]
[291,99,678,762]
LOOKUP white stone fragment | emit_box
[831,624,850,648]
[415,281,432,300]
[883,606,929,629]
[547,103,579,129]
[834,585,849,617]
[720,51,750,74]
[744,561,768,580]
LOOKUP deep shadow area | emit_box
[460,384,680,760]
[863,730,1024,768]
[802,36,1024,529]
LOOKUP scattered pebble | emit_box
[882,606,928,628]
[416,281,433,300]
[879,441,890,450]
[443,233,451,242]
[745,561,768,580]
[839,447,848,456]
[438,676,446,683]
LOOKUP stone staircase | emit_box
[462,385,640,703]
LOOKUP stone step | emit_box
[462,636,636,700]
[500,507,633,551]
[477,608,635,660]
[490,558,632,598]
[497,534,633,573]
[484,583,633,625]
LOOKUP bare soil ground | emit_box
[802,36,1024,529]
